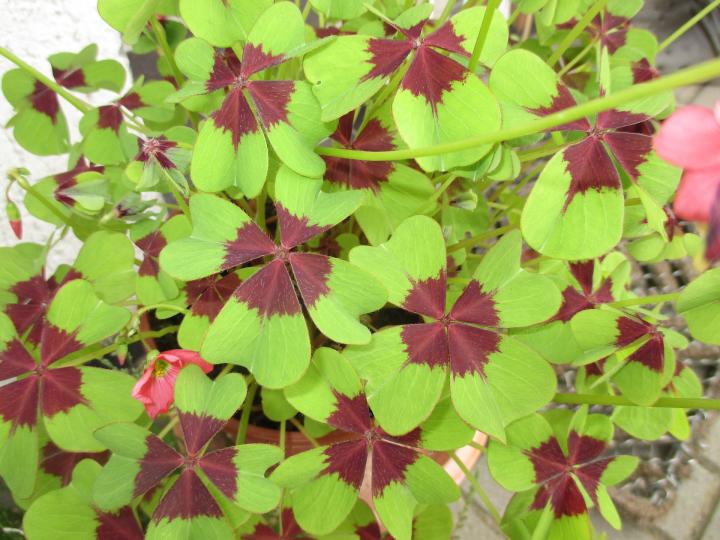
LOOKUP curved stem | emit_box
[548,0,607,66]
[468,0,502,73]
[607,292,680,308]
[315,58,720,162]
[659,0,720,52]
[557,39,597,77]
[9,169,72,227]
[0,46,91,113]
[158,415,179,439]
[553,393,720,410]
[236,382,258,445]
[449,452,501,525]
[289,417,320,447]
[447,224,516,253]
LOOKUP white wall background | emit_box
[0,0,510,270]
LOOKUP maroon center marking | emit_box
[41,441,109,486]
[401,322,450,368]
[179,411,227,456]
[198,447,239,500]
[402,274,447,319]
[447,323,500,378]
[207,51,239,92]
[30,80,60,123]
[529,85,592,132]
[95,506,144,540]
[137,137,177,169]
[133,434,183,498]
[322,438,368,490]
[602,131,653,180]
[327,392,373,433]
[370,439,418,496]
[0,376,40,429]
[97,105,124,133]
[289,252,332,309]
[363,38,413,81]
[153,468,223,522]
[276,204,329,249]
[0,338,37,379]
[52,67,87,89]
[40,366,88,418]
[186,273,242,321]
[562,136,621,211]
[40,325,83,367]
[222,221,276,270]
[211,87,260,149]
[119,92,144,110]
[401,46,466,112]
[423,20,468,56]
[233,259,302,317]
[241,43,286,79]
[449,280,500,327]
[7,276,58,345]
[247,80,294,129]
[596,108,649,131]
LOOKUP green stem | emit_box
[508,5,523,26]
[279,420,286,455]
[134,303,189,320]
[518,142,566,163]
[9,170,72,227]
[437,0,458,23]
[447,224,516,253]
[149,17,184,87]
[557,39,597,77]
[167,177,192,224]
[548,0,607,66]
[659,0,720,51]
[316,58,720,162]
[449,452,501,525]
[289,417,320,447]
[553,393,720,410]
[55,326,180,367]
[236,382,258,445]
[0,46,91,113]
[255,188,267,230]
[468,0,502,73]
[158,415,179,439]
[607,292,680,308]
[530,502,553,540]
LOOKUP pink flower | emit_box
[132,349,213,418]
[654,102,720,259]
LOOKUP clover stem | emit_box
[430,174,457,203]
[166,176,192,224]
[447,224,516,253]
[8,169,72,227]
[255,187,267,231]
[553,393,720,410]
[279,419,287,455]
[158,415,179,439]
[449,452,501,525]
[518,142,566,163]
[659,0,720,52]
[438,0,459,23]
[236,381,258,445]
[315,58,720,161]
[548,0,608,66]
[0,46,91,113]
[530,502,553,540]
[607,292,680,308]
[468,0,502,73]
[149,17,185,88]
[557,39,597,77]
[289,417,320,447]
[508,5,523,26]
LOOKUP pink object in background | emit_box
[132,349,213,418]
[654,102,720,260]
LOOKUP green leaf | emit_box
[678,267,720,345]
[179,0,271,47]
[174,364,247,423]
[73,231,135,304]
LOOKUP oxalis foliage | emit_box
[1,0,720,539]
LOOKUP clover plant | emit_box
[2,1,720,539]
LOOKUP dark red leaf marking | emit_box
[119,92,144,111]
[6,276,59,345]
[447,323,500,378]
[53,157,105,207]
[30,80,60,123]
[589,13,629,54]
[602,131,653,180]
[276,204,328,249]
[569,261,594,294]
[52,67,86,89]
[96,507,144,540]
[185,273,242,321]
[0,338,37,379]
[527,432,611,518]
[133,434,183,498]
[247,80,294,129]
[363,38,413,81]
[40,366,87,418]
[371,439,418,496]
[41,441,108,486]
[423,21,468,56]
[136,230,166,278]
[207,51,239,92]
[402,274,447,319]
[631,58,659,84]
[40,325,83,366]
[153,468,223,521]
[707,188,720,262]
[399,21,427,40]
[222,221,276,270]
[179,411,226,456]
[530,85,592,132]
[450,280,500,326]
[555,262,614,322]
[616,316,655,347]
[385,426,421,448]
[289,253,332,309]
[241,43,285,78]
[401,46,466,112]
[563,136,621,211]
[137,137,177,169]
[596,108,648,131]
[401,322,449,368]
[97,105,124,133]
[323,438,368,490]
[584,359,605,377]
[212,87,260,149]
[0,376,39,429]
[626,335,665,373]
[324,115,395,192]
[327,392,373,433]
[233,259,302,317]
[245,509,306,539]
[199,447,238,500]
[357,522,383,540]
